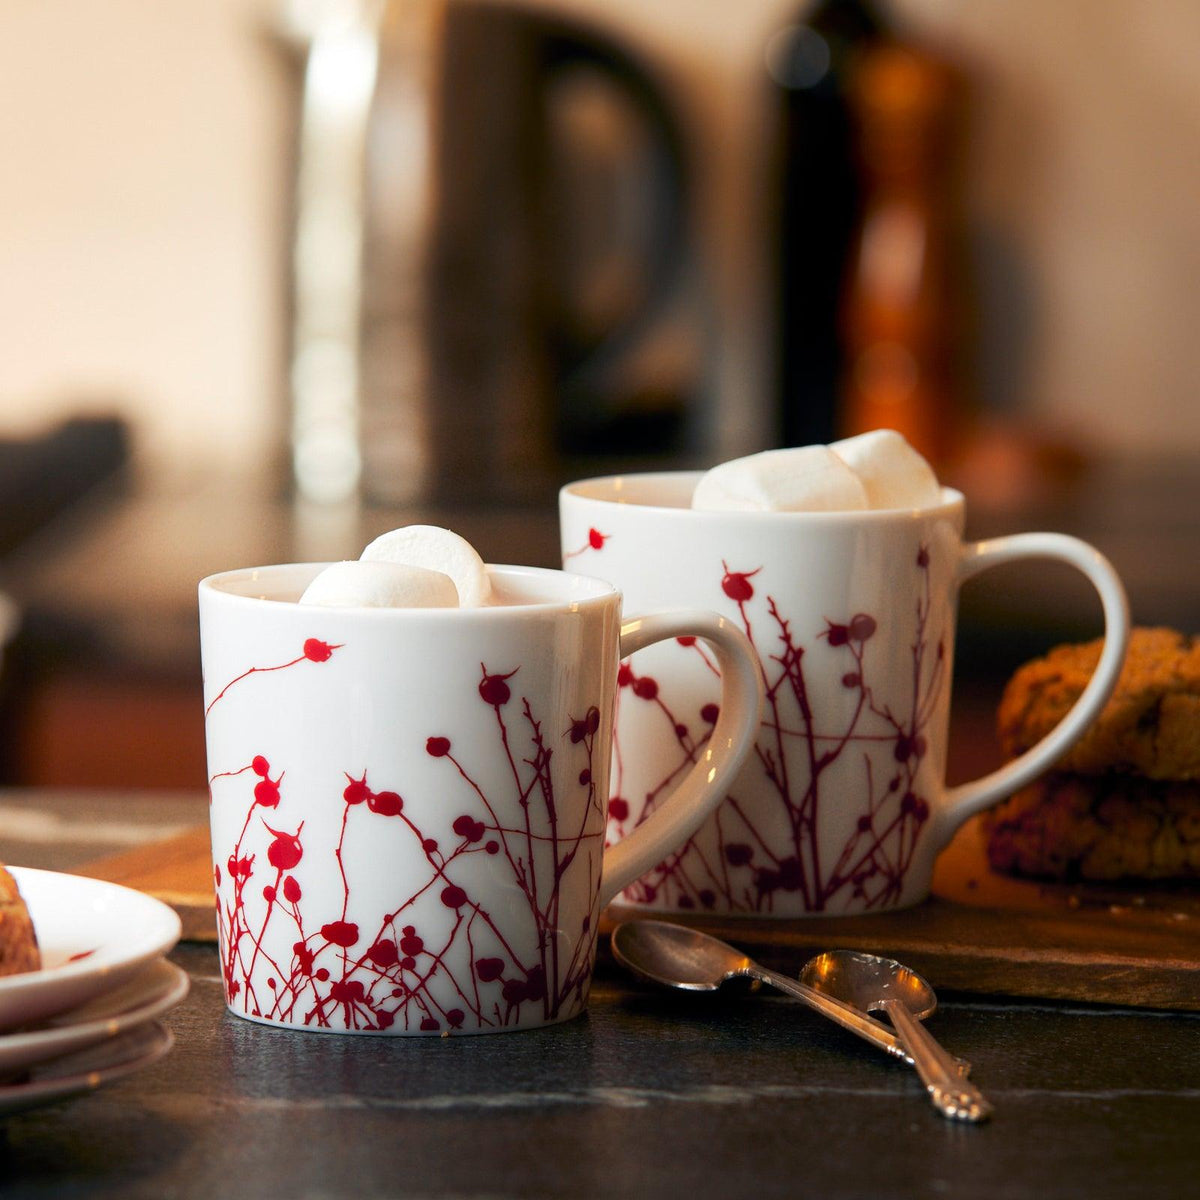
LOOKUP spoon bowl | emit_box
[610,920,956,1068]
[799,949,937,1022]
[800,948,992,1122]
[611,919,754,992]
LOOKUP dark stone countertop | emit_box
[2,945,1199,1200]
[0,791,1198,1199]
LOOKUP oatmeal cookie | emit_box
[0,864,39,976]
[997,627,1200,781]
[987,773,1200,882]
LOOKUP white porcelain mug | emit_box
[199,563,760,1033]
[561,473,1130,916]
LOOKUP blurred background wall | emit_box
[0,0,1196,480]
[0,0,289,479]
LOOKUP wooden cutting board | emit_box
[79,819,1200,1010]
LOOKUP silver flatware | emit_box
[799,949,993,1122]
[610,919,968,1073]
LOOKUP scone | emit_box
[0,865,40,975]
[997,627,1200,780]
[988,774,1200,882]
[988,628,1200,883]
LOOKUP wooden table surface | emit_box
[0,788,1198,1200]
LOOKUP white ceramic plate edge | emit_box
[0,1021,174,1118]
[0,868,182,1030]
[0,959,189,1074]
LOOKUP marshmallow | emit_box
[831,429,941,510]
[359,525,491,607]
[300,560,459,609]
[691,446,869,513]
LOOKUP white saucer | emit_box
[0,868,182,1031]
[0,958,189,1075]
[0,1020,173,1118]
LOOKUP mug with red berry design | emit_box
[561,472,1130,916]
[199,563,760,1033]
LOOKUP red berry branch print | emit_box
[205,638,342,716]
[608,547,944,913]
[209,658,605,1032]
[562,528,610,563]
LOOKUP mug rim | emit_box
[561,470,964,522]
[199,562,621,616]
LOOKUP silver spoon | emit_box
[799,949,993,1122]
[610,920,968,1073]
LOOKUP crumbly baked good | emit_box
[989,628,1200,883]
[0,865,40,976]
[987,774,1200,882]
[997,627,1200,781]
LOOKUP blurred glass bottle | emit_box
[838,35,968,467]
[770,0,885,450]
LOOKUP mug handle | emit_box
[935,533,1130,849]
[598,611,763,907]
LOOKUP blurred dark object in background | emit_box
[772,0,885,450]
[425,2,695,504]
[289,0,976,508]
[772,0,972,467]
[0,416,129,557]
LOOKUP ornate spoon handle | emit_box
[883,999,993,1122]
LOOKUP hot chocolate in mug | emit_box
[560,473,1130,916]
[199,563,760,1033]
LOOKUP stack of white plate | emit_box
[0,867,186,1116]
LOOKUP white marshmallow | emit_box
[691,446,869,513]
[359,525,491,607]
[299,560,459,609]
[831,429,941,510]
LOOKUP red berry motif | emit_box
[607,553,942,913]
[254,778,281,808]
[826,623,849,647]
[320,920,359,948]
[563,528,611,562]
[211,654,604,1031]
[205,639,342,716]
[368,939,398,968]
[343,775,370,805]
[849,614,877,642]
[478,668,516,707]
[475,957,504,982]
[303,638,334,662]
[720,562,760,603]
[452,815,486,843]
[367,790,403,817]
[265,825,303,871]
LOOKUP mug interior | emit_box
[200,562,619,611]
[563,471,964,518]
